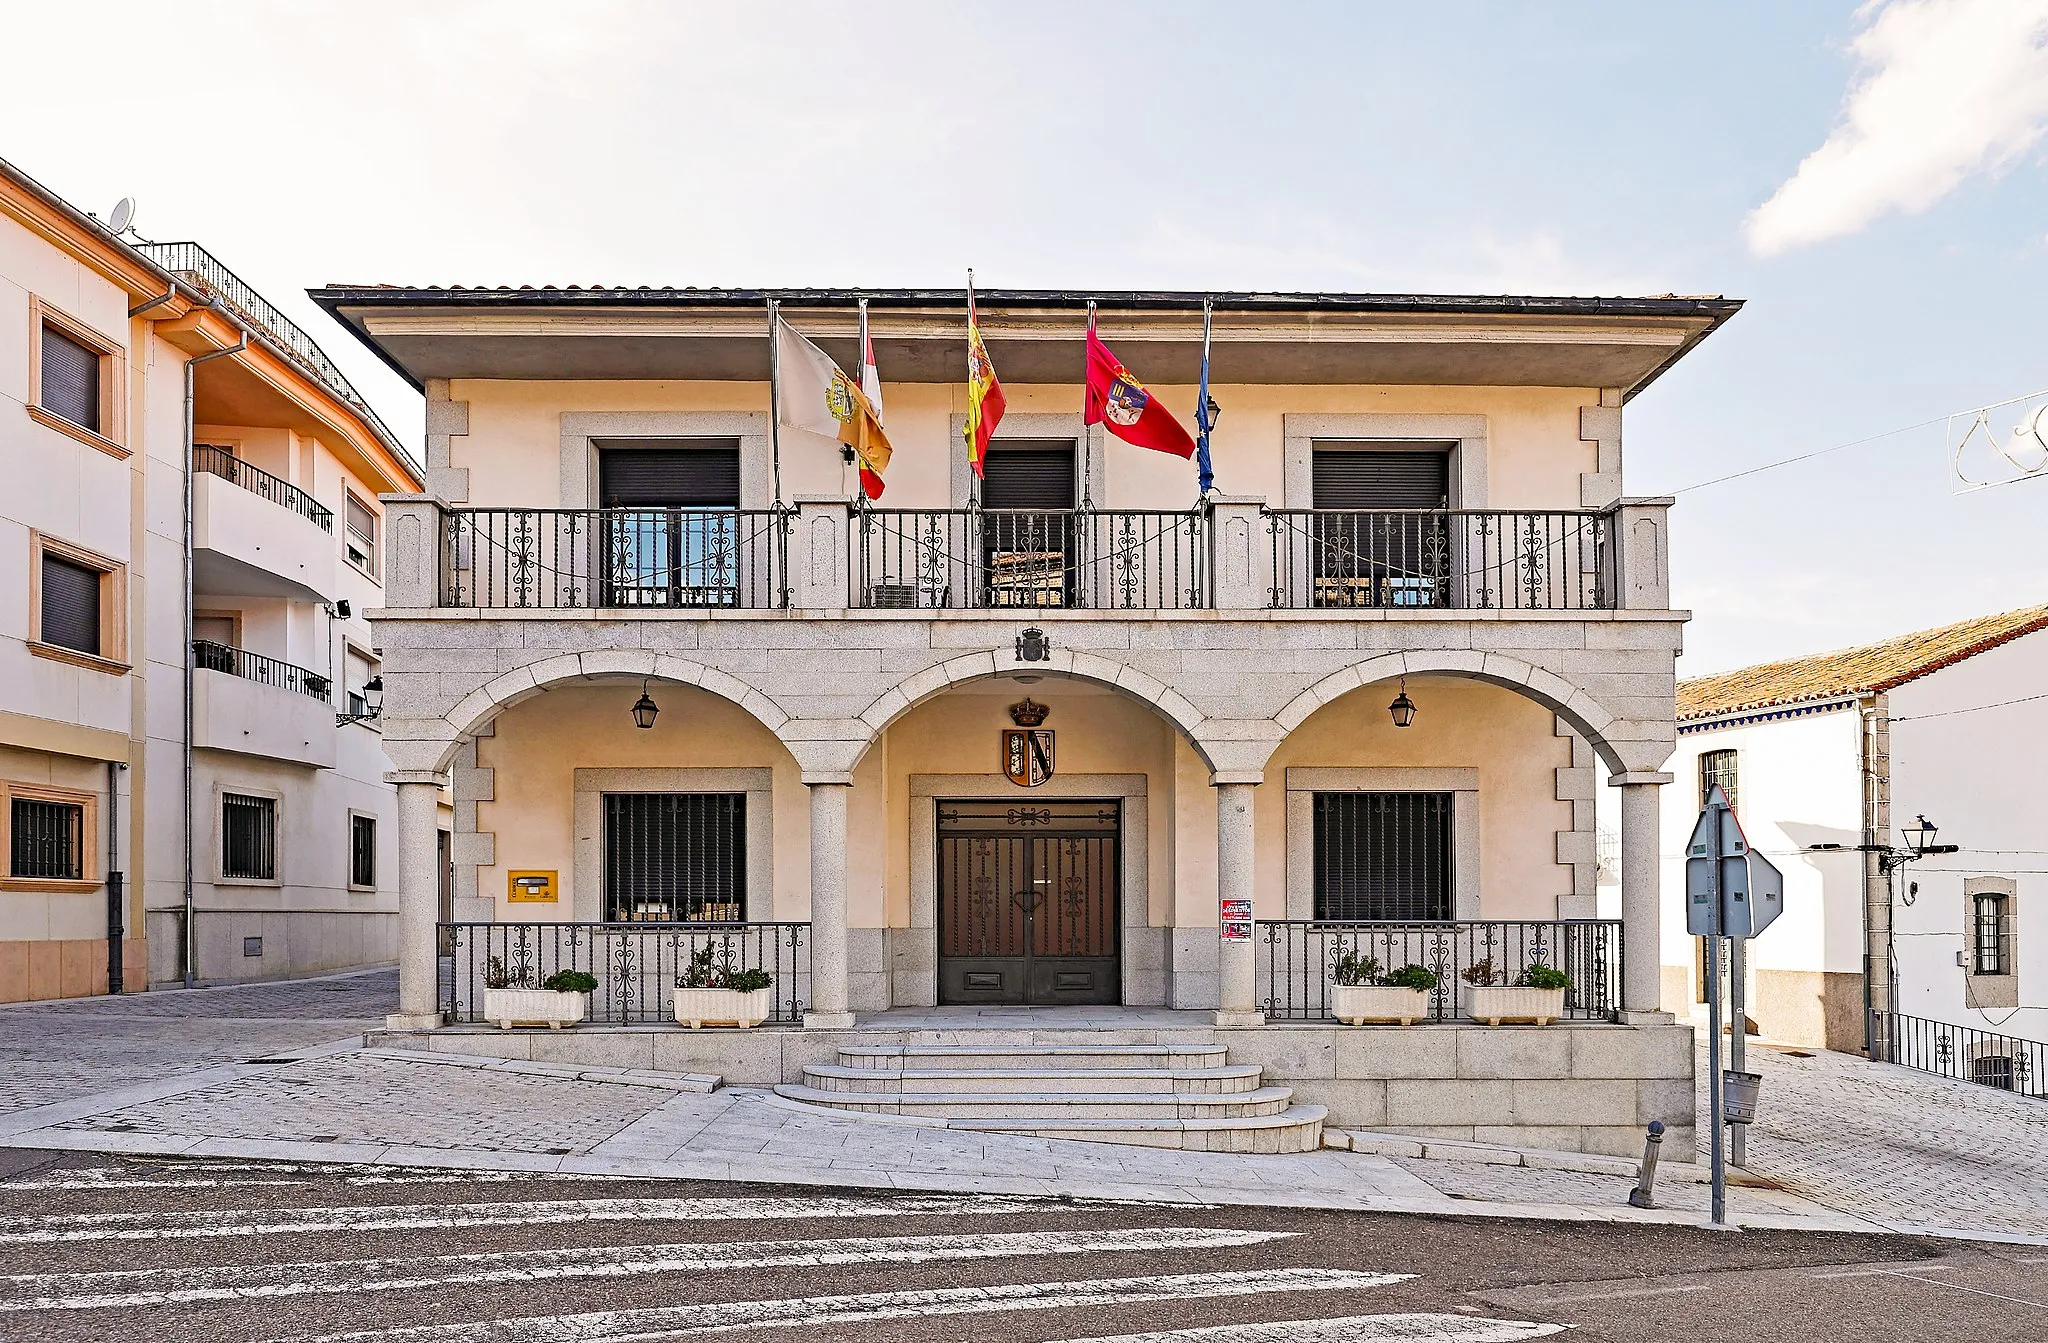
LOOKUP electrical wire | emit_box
[1665,385,2048,496]
[1889,690,2048,723]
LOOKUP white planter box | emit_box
[1464,985,1567,1026]
[1331,984,1433,1026]
[483,988,589,1030]
[672,985,774,1029]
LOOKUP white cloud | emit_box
[1746,0,2048,256]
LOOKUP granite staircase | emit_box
[771,1041,1326,1152]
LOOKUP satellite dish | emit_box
[108,197,137,234]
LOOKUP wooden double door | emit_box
[937,800,1120,1006]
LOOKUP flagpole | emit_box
[967,270,980,508]
[1081,300,1096,509]
[854,297,869,504]
[1196,297,1216,500]
[767,298,784,506]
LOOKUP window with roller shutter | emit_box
[40,554,101,655]
[345,493,379,577]
[981,442,1077,607]
[39,325,101,433]
[1312,791,1454,922]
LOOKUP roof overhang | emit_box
[310,288,1741,400]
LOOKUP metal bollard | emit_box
[1628,1120,1665,1209]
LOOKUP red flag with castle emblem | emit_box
[1083,313,1195,459]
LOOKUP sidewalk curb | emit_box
[1328,1129,1772,1187]
[357,1047,721,1093]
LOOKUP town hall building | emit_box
[320,284,1736,1157]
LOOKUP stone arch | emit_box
[430,649,797,775]
[846,647,1219,772]
[1271,649,1629,775]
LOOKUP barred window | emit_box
[350,814,377,889]
[222,793,277,881]
[1973,893,2011,976]
[10,797,84,880]
[1700,749,1738,812]
[1312,792,1453,922]
[603,793,745,922]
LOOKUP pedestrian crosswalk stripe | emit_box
[1043,1315,1568,1341]
[0,1193,1070,1244]
[3,1165,578,1192]
[282,1268,1411,1342]
[0,1226,1299,1312]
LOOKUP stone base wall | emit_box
[369,1018,1695,1160]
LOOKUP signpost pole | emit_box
[1729,935,1747,1168]
[1706,796,1728,1228]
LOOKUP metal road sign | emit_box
[1684,786,1784,939]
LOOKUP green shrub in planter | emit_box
[541,969,598,994]
[1518,963,1571,991]
[724,968,774,993]
[1330,949,1384,987]
[1382,963,1439,992]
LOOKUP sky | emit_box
[5,0,2046,675]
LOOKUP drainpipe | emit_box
[182,336,246,988]
[106,760,125,994]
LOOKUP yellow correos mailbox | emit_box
[507,870,558,904]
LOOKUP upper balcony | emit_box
[191,640,336,768]
[406,497,1670,617]
[192,446,337,604]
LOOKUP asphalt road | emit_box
[1,1150,2041,1342]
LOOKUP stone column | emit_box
[804,778,856,1028]
[1613,770,1673,1022]
[1214,778,1264,1025]
[386,773,447,1031]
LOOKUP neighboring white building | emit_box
[1666,606,2048,1082]
[1,157,427,1000]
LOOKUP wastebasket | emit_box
[1722,1069,1763,1125]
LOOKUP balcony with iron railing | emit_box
[399,496,1671,615]
[191,641,336,767]
[194,445,333,532]
[136,240,422,481]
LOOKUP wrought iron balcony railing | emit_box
[1873,1011,2043,1096]
[1265,509,1616,610]
[136,241,420,481]
[193,445,334,532]
[192,640,331,702]
[438,920,809,1025]
[1256,918,1623,1022]
[442,507,792,609]
[851,507,1206,609]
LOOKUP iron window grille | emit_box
[222,793,278,881]
[350,814,377,889]
[10,797,84,881]
[1972,893,2012,976]
[1699,748,1738,812]
[602,792,746,923]
[1311,791,1454,922]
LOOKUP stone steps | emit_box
[772,1039,1323,1152]
[800,1063,1266,1094]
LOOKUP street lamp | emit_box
[1807,814,1959,1061]
[335,674,383,727]
[630,680,660,730]
[1388,678,1416,729]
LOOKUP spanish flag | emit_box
[964,271,1006,478]
[775,316,891,499]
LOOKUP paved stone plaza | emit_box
[2,976,2045,1243]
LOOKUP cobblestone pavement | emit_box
[54,1052,670,1155]
[1697,1041,2048,1238]
[0,970,393,1114]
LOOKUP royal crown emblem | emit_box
[1007,697,1050,727]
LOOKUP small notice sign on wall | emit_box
[508,870,558,903]
[1221,897,1252,943]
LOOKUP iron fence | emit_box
[439,921,809,1026]
[194,444,333,532]
[441,507,791,609]
[135,241,418,479]
[852,507,1206,609]
[1873,1011,2044,1096]
[1265,509,1616,610]
[1257,919,1622,1022]
[192,640,331,701]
